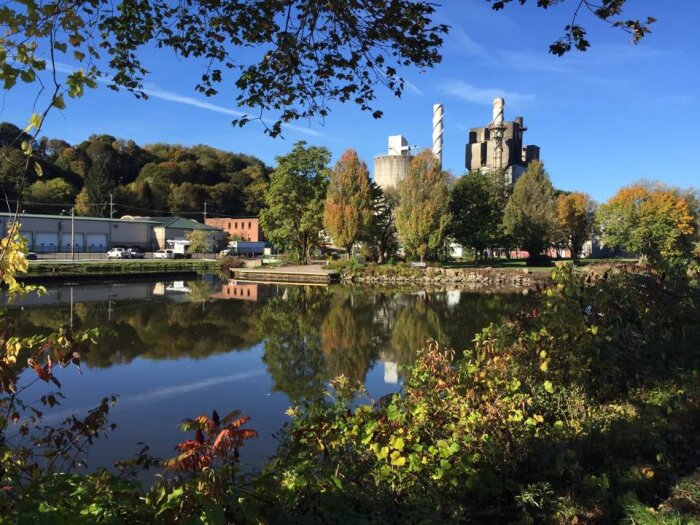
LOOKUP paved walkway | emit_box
[234,264,336,275]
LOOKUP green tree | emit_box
[0,2,447,137]
[395,149,450,262]
[597,183,698,268]
[448,172,495,263]
[364,183,399,264]
[556,192,597,260]
[186,229,214,255]
[323,149,373,258]
[23,179,76,214]
[503,160,557,264]
[259,142,330,264]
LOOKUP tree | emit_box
[23,179,76,214]
[1,2,656,140]
[488,1,655,56]
[556,192,597,260]
[503,160,557,264]
[1,2,447,137]
[364,183,399,264]
[186,229,214,255]
[259,142,330,264]
[448,173,495,263]
[597,183,698,268]
[394,149,450,262]
[323,149,373,258]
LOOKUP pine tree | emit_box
[394,149,450,262]
[323,149,373,258]
[503,160,557,263]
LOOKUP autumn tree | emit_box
[597,183,698,267]
[503,160,557,264]
[259,142,330,264]
[323,149,373,258]
[395,150,450,262]
[556,192,597,260]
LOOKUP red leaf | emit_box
[32,362,50,382]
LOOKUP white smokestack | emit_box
[492,97,505,125]
[432,103,444,167]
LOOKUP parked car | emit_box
[107,248,128,259]
[25,251,37,260]
[126,248,145,259]
[153,249,174,259]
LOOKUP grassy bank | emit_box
[23,258,220,279]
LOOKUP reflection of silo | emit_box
[374,135,413,191]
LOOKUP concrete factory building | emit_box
[465,97,540,185]
[374,103,445,191]
[373,134,414,191]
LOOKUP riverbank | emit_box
[22,259,220,280]
[338,264,551,287]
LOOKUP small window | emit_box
[228,222,231,229]
[235,222,238,229]
[248,222,252,229]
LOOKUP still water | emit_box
[4,275,532,473]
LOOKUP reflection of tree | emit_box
[10,298,264,367]
[387,296,448,367]
[257,287,328,402]
[320,292,377,384]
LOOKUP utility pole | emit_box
[203,200,207,222]
[71,207,75,261]
[109,193,114,218]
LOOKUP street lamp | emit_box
[61,208,75,260]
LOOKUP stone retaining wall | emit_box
[341,267,551,288]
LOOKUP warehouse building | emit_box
[0,213,223,253]
[148,216,224,249]
[0,212,157,253]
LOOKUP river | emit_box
[3,275,533,475]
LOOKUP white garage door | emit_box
[35,233,58,253]
[61,233,84,252]
[86,234,107,253]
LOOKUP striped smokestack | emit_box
[432,103,444,168]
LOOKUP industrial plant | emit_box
[374,98,540,189]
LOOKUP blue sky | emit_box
[1,0,697,202]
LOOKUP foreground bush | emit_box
[248,265,700,524]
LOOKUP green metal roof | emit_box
[148,216,222,231]
[0,212,159,224]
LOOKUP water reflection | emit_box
[3,277,532,468]
[6,278,532,396]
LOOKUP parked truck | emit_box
[221,241,267,257]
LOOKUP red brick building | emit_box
[205,217,264,242]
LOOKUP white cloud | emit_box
[448,26,487,57]
[403,79,424,96]
[52,61,324,138]
[441,80,534,106]
[142,85,325,138]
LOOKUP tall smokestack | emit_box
[432,103,444,167]
[492,97,505,125]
